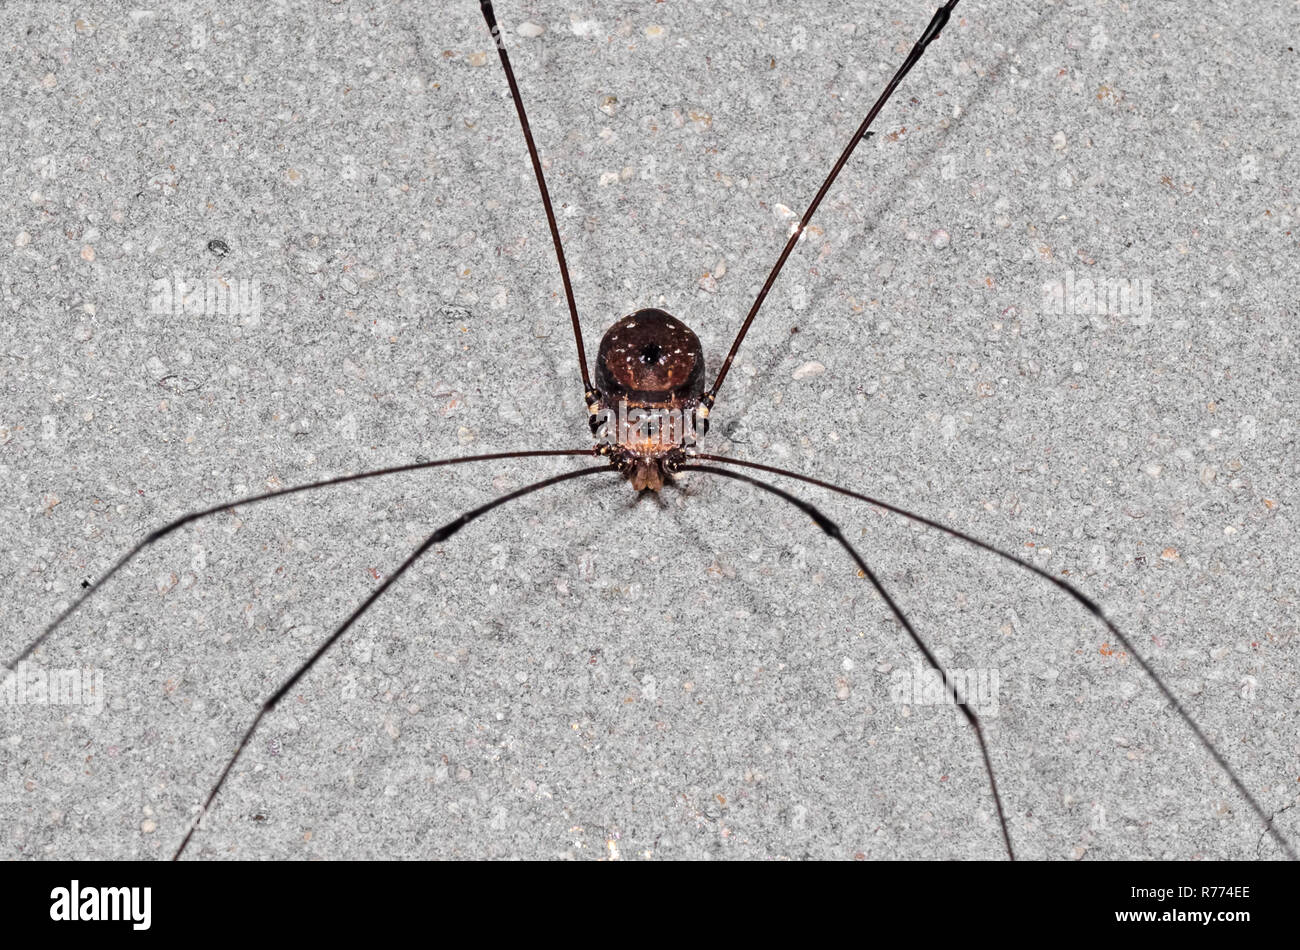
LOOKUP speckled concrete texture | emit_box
[1,1,1298,860]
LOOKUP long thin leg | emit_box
[173,463,618,860]
[684,462,1014,859]
[688,453,1300,861]
[480,0,594,402]
[7,448,597,672]
[706,1,961,408]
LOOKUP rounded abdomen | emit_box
[595,308,705,406]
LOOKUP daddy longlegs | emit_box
[6,0,1296,861]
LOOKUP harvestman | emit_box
[8,0,1296,861]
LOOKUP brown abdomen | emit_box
[595,308,705,406]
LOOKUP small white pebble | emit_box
[141,820,157,834]
[517,21,545,38]
[15,231,31,247]
[930,229,950,249]
[792,361,825,380]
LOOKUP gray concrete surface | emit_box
[1,0,1298,860]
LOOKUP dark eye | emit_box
[639,343,662,365]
